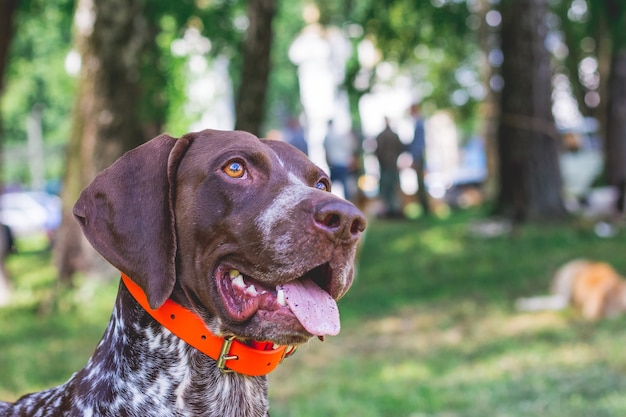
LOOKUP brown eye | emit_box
[223,160,246,179]
[315,179,330,192]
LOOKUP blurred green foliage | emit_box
[1,0,75,148]
[1,0,481,186]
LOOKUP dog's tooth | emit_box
[272,343,281,350]
[232,275,246,289]
[245,285,258,296]
[229,269,240,279]
[277,289,286,306]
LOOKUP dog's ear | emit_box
[73,134,192,308]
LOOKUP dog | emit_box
[516,259,626,320]
[0,129,366,417]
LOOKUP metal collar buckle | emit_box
[122,273,293,376]
[217,336,299,374]
[217,336,238,373]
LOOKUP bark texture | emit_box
[234,0,277,136]
[604,50,626,184]
[496,0,565,222]
[55,0,151,283]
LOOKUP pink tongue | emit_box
[280,279,340,336]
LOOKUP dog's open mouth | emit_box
[215,263,340,337]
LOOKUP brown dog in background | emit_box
[516,259,626,320]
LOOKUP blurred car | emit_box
[0,191,62,238]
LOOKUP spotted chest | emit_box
[0,287,270,417]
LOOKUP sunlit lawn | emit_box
[0,236,119,399]
[2,210,626,416]
[270,212,626,417]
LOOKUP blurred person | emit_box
[409,103,431,216]
[324,119,355,200]
[375,117,405,218]
[284,116,309,155]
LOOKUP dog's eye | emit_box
[315,179,330,192]
[223,160,247,179]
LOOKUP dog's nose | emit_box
[314,200,367,242]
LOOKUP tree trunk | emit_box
[603,0,626,190]
[496,0,565,222]
[54,0,151,283]
[0,0,20,304]
[0,0,20,188]
[604,49,626,188]
[234,0,277,136]
[0,0,19,95]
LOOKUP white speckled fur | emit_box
[0,286,270,417]
[256,178,315,261]
[0,130,366,417]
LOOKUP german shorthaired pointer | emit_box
[0,129,366,417]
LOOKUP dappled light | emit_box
[267,216,626,416]
[2,0,626,415]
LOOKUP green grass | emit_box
[269,212,626,417]
[0,236,119,399]
[3,211,626,416]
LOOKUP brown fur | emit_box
[554,259,626,320]
[517,259,626,320]
[0,129,366,416]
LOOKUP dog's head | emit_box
[73,129,366,345]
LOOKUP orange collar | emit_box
[121,273,296,376]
